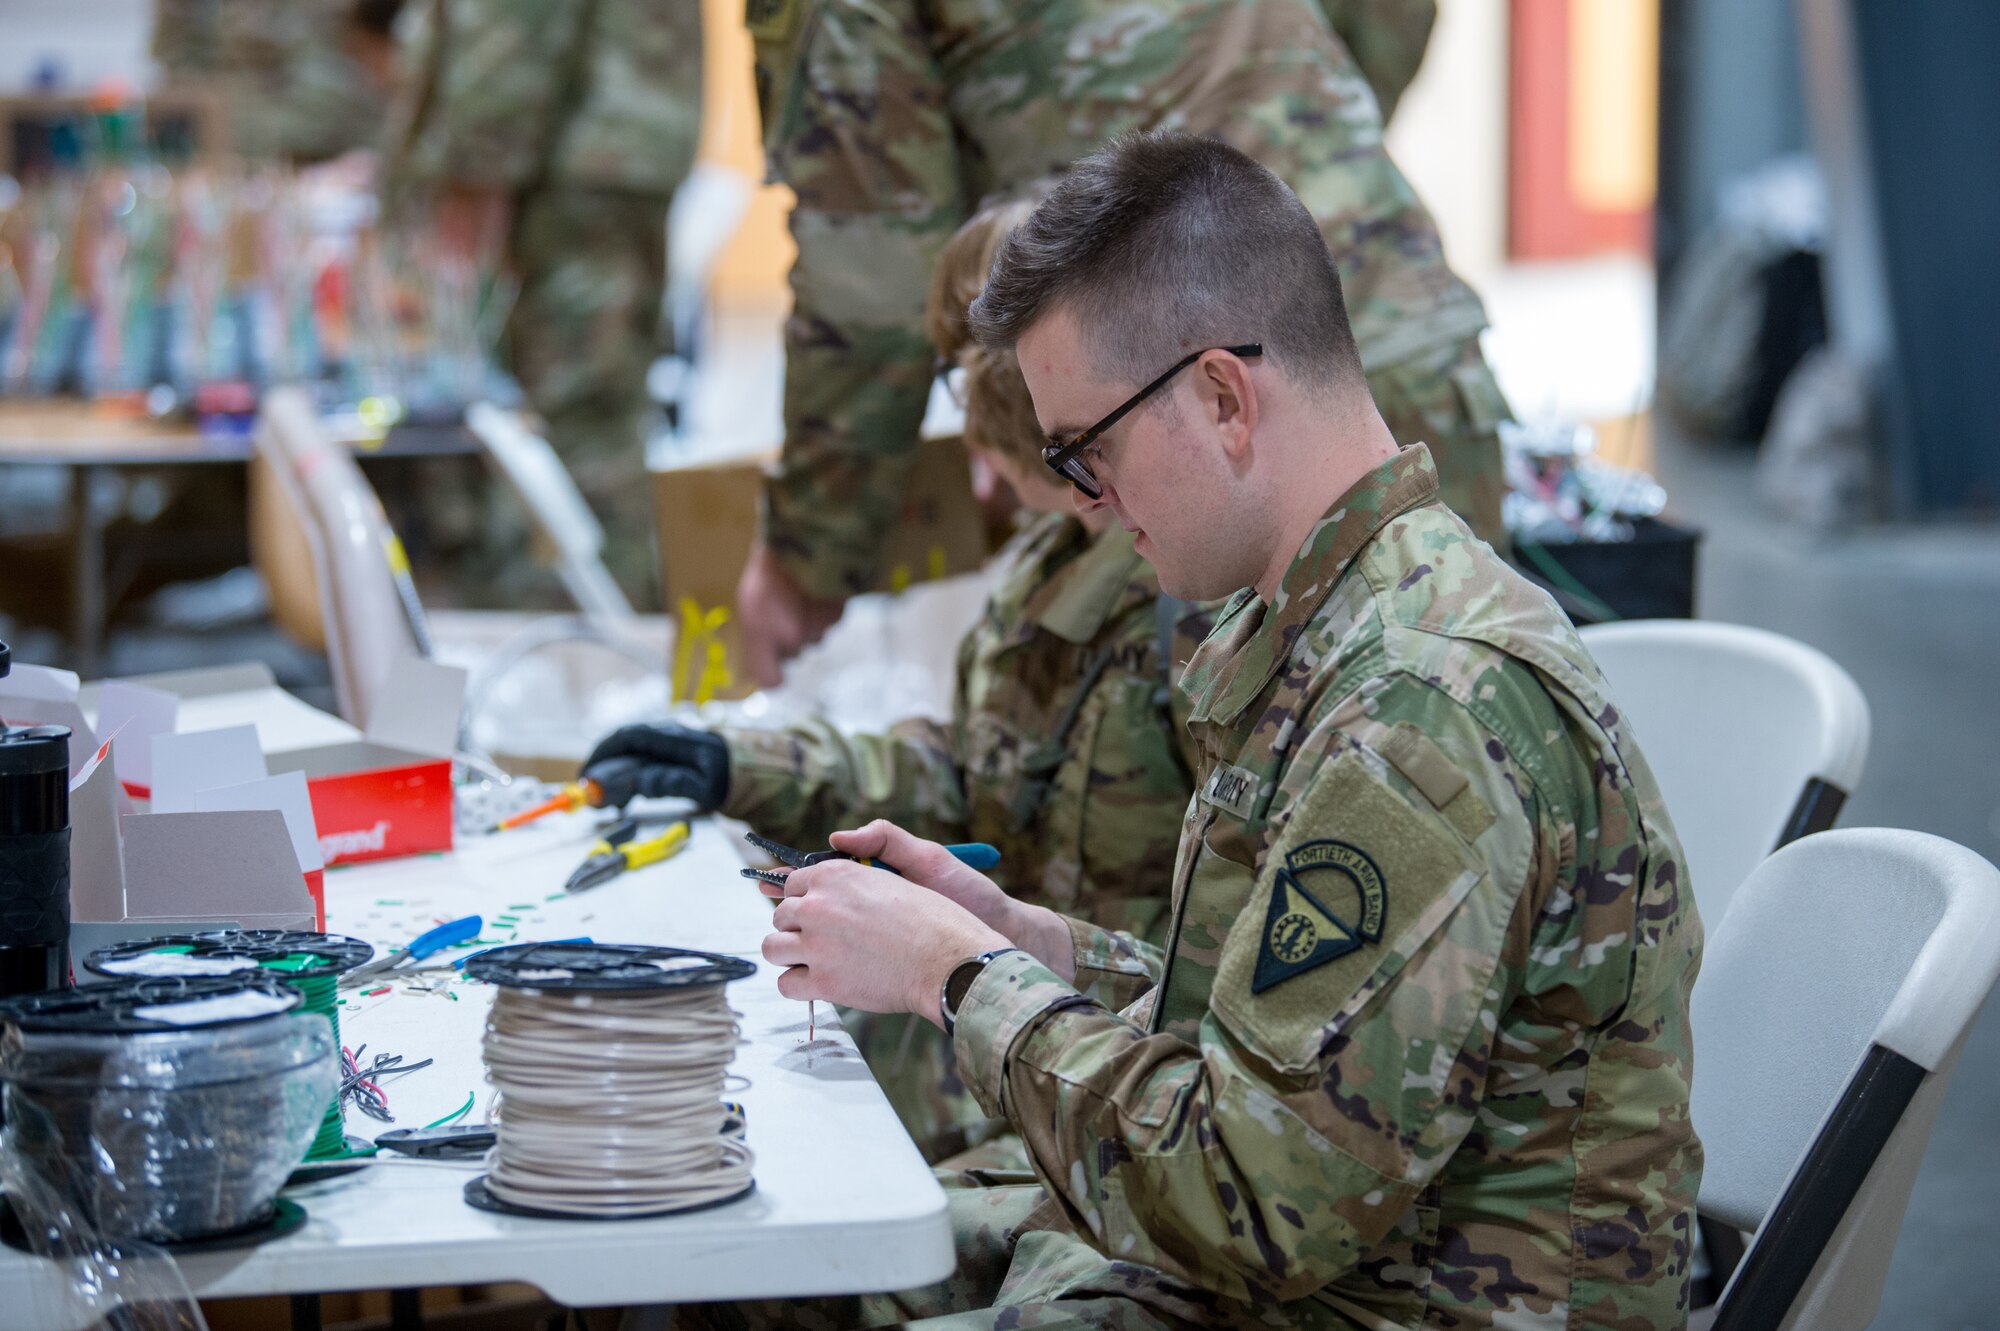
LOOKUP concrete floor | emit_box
[1654,427,2000,1330]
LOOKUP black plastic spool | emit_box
[0,1194,307,1257]
[464,942,756,1220]
[83,929,375,981]
[0,972,302,1032]
[464,942,755,991]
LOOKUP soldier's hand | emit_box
[828,821,1077,982]
[762,859,1009,1022]
[735,541,845,689]
[581,724,729,809]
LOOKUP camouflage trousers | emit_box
[666,1179,1290,1330]
[1367,335,1512,554]
[506,184,672,611]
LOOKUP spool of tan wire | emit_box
[462,943,756,1219]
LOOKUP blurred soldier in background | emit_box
[382,0,702,608]
[152,0,397,163]
[734,0,1507,686]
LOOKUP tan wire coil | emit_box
[480,982,751,1216]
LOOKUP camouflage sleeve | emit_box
[1314,0,1438,123]
[762,0,966,600]
[1064,914,1166,1010]
[950,678,1587,1303]
[718,717,970,850]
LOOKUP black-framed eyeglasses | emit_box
[1041,343,1262,499]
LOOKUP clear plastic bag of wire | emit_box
[0,1143,210,1331]
[0,977,337,1328]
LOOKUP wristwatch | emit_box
[940,948,1019,1035]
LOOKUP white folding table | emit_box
[0,815,956,1327]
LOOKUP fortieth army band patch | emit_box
[1252,840,1388,993]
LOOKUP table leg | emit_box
[66,463,107,679]
[289,1293,322,1331]
[391,1287,424,1330]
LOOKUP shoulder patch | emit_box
[1252,841,1387,993]
[1212,751,1484,1074]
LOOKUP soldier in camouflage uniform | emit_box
[152,0,393,163]
[682,135,1698,1330]
[586,200,1211,1164]
[383,0,702,608]
[734,0,1510,687]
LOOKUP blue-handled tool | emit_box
[340,915,483,987]
[740,832,1000,887]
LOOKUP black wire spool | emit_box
[463,943,757,1221]
[83,930,374,981]
[84,929,378,1163]
[464,942,756,991]
[0,974,336,1246]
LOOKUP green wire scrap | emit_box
[423,1092,477,1130]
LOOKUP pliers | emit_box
[567,818,690,893]
[739,831,1000,887]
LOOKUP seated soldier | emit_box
[691,132,1701,1331]
[584,200,1209,1165]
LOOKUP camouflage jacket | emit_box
[952,446,1703,1328]
[751,0,1489,599]
[723,514,1207,926]
[387,0,702,199]
[153,0,384,162]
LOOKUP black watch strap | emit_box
[941,948,1019,1035]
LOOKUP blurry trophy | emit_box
[0,643,71,997]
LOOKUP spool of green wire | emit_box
[263,960,351,1159]
[84,930,377,1161]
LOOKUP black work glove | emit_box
[582,724,730,811]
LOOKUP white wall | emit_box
[0,0,153,93]
[1386,0,1511,287]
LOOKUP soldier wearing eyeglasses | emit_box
[735,0,1510,690]
[685,134,1699,1331]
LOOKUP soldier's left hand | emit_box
[762,859,1010,1022]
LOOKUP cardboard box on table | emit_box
[652,436,991,702]
[0,664,319,961]
[87,656,466,868]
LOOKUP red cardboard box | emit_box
[96,657,465,868]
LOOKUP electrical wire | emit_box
[479,982,750,1217]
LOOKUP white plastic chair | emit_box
[1581,619,1870,923]
[1694,828,2000,1330]
[251,386,427,726]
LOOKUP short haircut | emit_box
[925,198,1045,471]
[967,131,1365,395]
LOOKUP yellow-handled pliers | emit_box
[565,819,690,894]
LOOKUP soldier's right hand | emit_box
[734,541,846,688]
[828,821,1078,982]
[581,724,729,810]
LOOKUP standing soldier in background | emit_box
[152,0,398,162]
[382,0,702,608]
[735,0,1508,686]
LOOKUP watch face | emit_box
[945,957,985,1014]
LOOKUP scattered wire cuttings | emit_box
[340,1044,435,1123]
